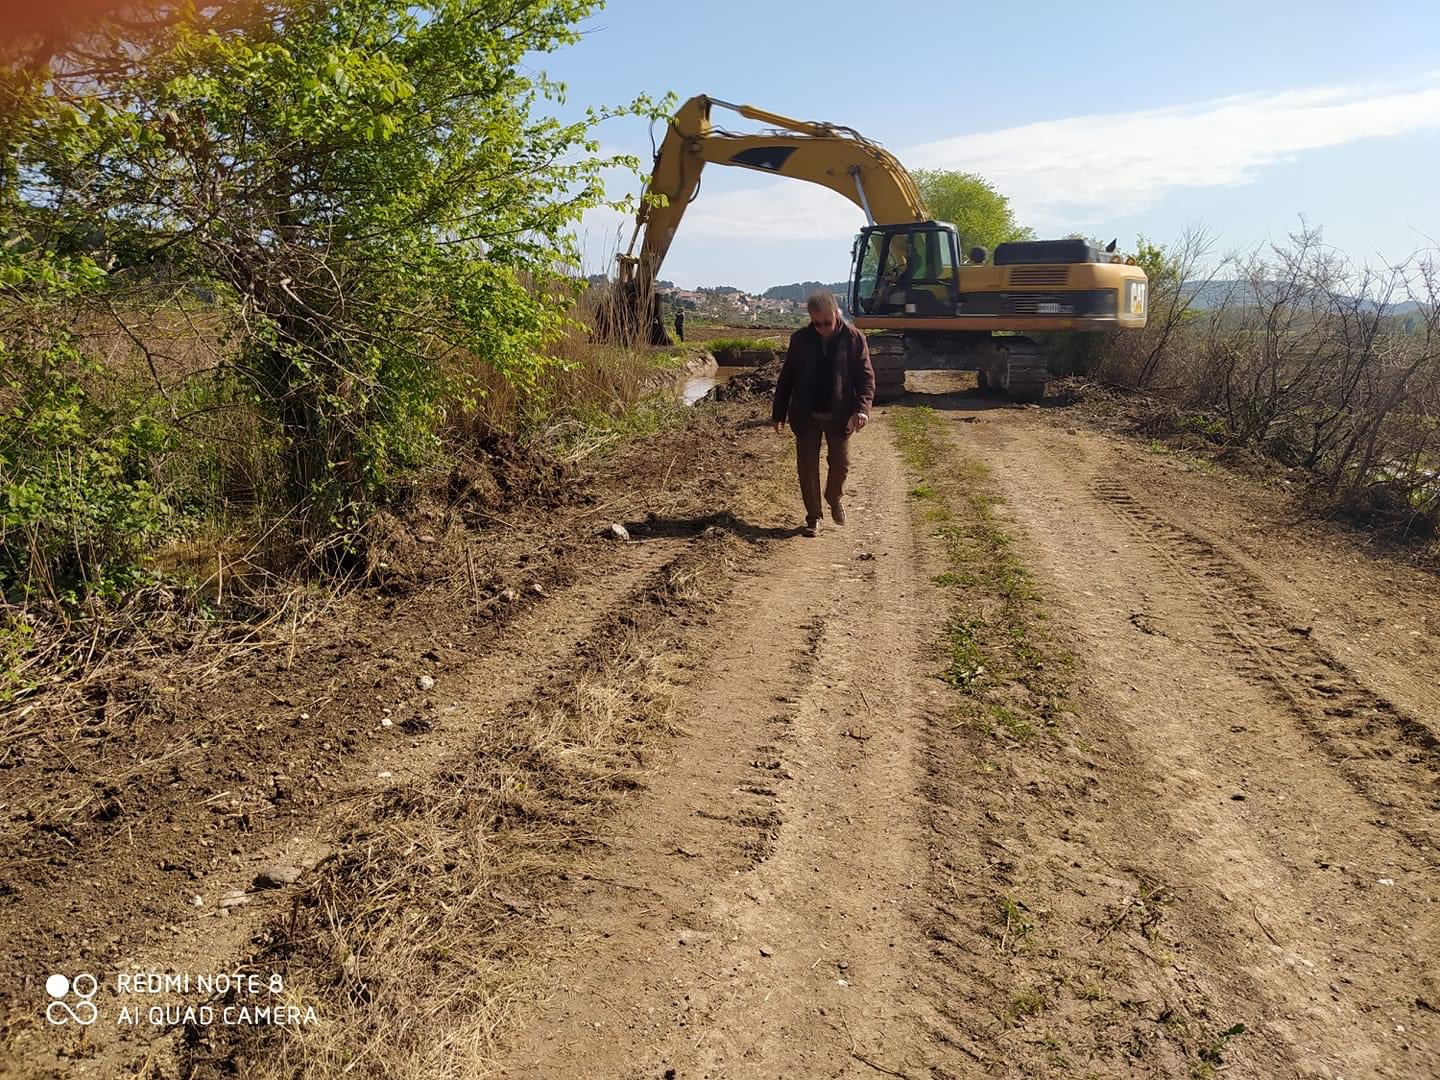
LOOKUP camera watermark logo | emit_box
[45,973,99,1026]
[40,969,318,1029]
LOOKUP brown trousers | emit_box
[793,416,850,522]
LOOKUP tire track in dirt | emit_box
[2,537,695,1077]
[493,420,953,1079]
[1089,476,1440,853]
[946,405,1439,1079]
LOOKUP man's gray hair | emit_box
[805,289,841,316]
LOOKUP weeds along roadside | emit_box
[0,378,791,1077]
[890,406,1251,1078]
[174,526,759,1078]
[0,300,695,760]
[0,385,789,1074]
[1038,227,1440,546]
[0,392,757,866]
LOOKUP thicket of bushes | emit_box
[1055,227,1440,536]
[1,1,674,605]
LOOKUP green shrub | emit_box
[704,337,783,356]
[1,2,676,599]
[0,324,176,599]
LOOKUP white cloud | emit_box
[677,183,864,240]
[663,76,1440,241]
[910,79,1440,226]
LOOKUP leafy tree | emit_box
[761,281,848,303]
[911,170,1033,255]
[3,0,662,554]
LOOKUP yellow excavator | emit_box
[612,95,1149,402]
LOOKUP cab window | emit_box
[855,233,882,307]
[931,230,956,282]
[911,232,934,279]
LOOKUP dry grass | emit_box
[179,541,741,1079]
[0,271,707,745]
[0,558,354,773]
[1094,228,1440,536]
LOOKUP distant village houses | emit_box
[660,285,816,324]
[587,272,846,325]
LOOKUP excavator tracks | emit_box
[868,335,909,403]
[867,333,1049,403]
[996,337,1048,403]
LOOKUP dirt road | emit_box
[6,385,1437,1079]
[482,392,1439,1079]
[944,398,1440,1078]
[498,411,949,1078]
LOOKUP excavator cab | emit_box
[852,223,960,317]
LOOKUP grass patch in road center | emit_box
[892,407,1071,745]
[1005,986,1049,1025]
[893,406,1243,1080]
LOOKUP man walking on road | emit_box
[772,290,876,537]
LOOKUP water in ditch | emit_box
[677,365,747,405]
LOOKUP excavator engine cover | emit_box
[993,239,1101,265]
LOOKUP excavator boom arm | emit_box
[619,96,928,292]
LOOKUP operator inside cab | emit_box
[871,233,913,310]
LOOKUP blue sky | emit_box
[536,1,1440,291]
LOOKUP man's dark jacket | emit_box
[771,321,876,428]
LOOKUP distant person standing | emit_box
[673,307,686,343]
[771,291,875,537]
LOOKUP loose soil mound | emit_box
[709,354,780,401]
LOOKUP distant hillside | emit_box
[762,280,849,303]
[1181,279,1426,316]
